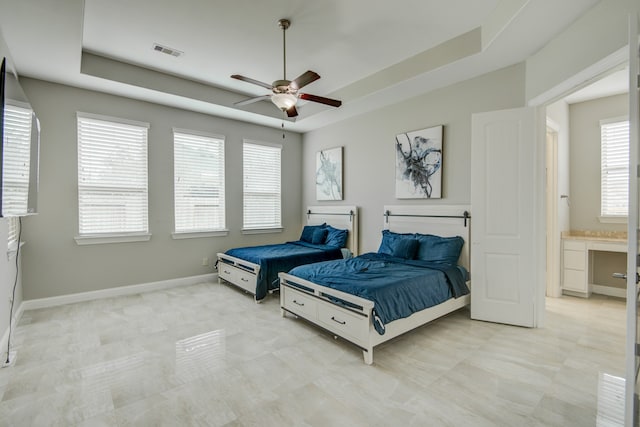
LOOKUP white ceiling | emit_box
[0,0,609,132]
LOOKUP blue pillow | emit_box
[324,225,348,248]
[377,230,414,256]
[300,224,325,242]
[311,228,328,245]
[414,233,464,265]
[391,238,419,259]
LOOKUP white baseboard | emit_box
[591,284,626,299]
[1,301,24,363]
[22,273,218,311]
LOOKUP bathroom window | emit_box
[600,118,629,218]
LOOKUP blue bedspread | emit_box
[287,253,469,334]
[223,241,344,300]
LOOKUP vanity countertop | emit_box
[561,230,627,243]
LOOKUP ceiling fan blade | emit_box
[231,74,273,90]
[290,70,320,90]
[286,105,298,118]
[234,95,271,106]
[299,93,342,108]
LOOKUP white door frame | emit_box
[624,13,639,427]
[546,120,562,298]
[528,47,629,324]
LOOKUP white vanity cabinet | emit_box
[561,236,627,298]
[562,239,588,296]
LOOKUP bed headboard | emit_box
[306,205,359,255]
[383,205,471,272]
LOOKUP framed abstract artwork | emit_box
[316,146,343,200]
[395,125,443,199]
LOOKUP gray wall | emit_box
[20,78,303,299]
[569,93,628,232]
[302,63,526,254]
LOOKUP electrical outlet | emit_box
[202,257,209,266]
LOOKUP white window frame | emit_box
[242,139,282,234]
[75,112,151,245]
[600,117,630,222]
[172,128,227,239]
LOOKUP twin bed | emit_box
[217,204,470,364]
[216,205,358,301]
[279,205,471,365]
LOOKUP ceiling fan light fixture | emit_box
[230,17,341,117]
[271,93,297,110]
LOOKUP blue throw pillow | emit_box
[414,233,464,265]
[377,230,414,256]
[300,224,325,242]
[311,228,328,245]
[391,238,419,259]
[324,225,348,248]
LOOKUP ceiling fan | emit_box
[231,18,342,118]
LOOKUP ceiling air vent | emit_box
[152,43,183,58]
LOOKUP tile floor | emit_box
[0,282,627,426]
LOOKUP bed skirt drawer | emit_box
[283,287,317,318]
[219,264,236,283]
[317,304,367,344]
[235,268,256,293]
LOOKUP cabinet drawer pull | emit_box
[293,300,304,306]
[331,316,346,325]
[223,270,231,274]
[241,277,249,282]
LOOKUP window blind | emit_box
[7,217,19,248]
[77,114,149,235]
[601,119,630,217]
[243,141,281,229]
[3,103,32,217]
[174,130,225,233]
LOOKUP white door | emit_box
[625,12,639,427]
[470,107,538,327]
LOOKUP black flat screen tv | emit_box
[0,56,39,217]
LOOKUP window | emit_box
[76,113,149,240]
[243,140,282,231]
[7,217,19,250]
[600,118,630,218]
[173,129,226,235]
[3,103,32,217]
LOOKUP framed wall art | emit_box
[316,146,343,200]
[395,125,443,199]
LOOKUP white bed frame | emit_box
[217,205,359,301]
[279,205,471,364]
